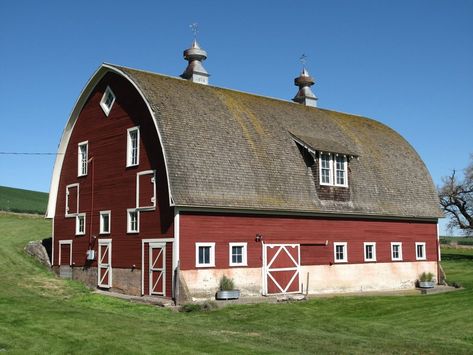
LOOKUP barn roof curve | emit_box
[47,63,442,219]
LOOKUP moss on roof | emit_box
[112,64,441,219]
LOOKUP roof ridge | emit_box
[103,62,374,121]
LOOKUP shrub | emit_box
[219,275,235,291]
[179,303,202,313]
[419,272,434,282]
[458,239,473,246]
[178,301,218,313]
[439,238,450,245]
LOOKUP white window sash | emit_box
[195,242,215,267]
[77,141,88,177]
[99,211,111,234]
[333,242,348,263]
[363,242,377,262]
[127,127,140,167]
[229,242,247,266]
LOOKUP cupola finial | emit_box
[292,54,317,107]
[180,23,210,85]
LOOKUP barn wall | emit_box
[179,212,438,297]
[53,72,173,297]
[179,212,438,270]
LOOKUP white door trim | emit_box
[149,242,166,296]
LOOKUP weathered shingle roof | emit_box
[113,64,441,219]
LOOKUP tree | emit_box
[438,155,473,236]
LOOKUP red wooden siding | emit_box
[179,212,438,270]
[60,244,71,265]
[53,72,173,274]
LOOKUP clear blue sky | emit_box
[1,1,472,233]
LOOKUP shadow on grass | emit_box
[441,253,473,261]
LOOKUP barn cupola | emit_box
[292,55,317,107]
[181,23,209,85]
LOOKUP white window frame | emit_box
[391,242,403,261]
[416,242,426,261]
[75,213,86,236]
[319,152,333,186]
[127,209,139,234]
[333,242,348,263]
[136,170,156,210]
[77,141,88,177]
[99,210,111,235]
[229,242,247,267]
[363,242,377,262]
[195,242,215,268]
[126,126,140,167]
[65,183,79,217]
[100,86,116,117]
[334,154,348,187]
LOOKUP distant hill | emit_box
[0,186,48,215]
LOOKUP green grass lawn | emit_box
[0,186,48,214]
[1,213,473,354]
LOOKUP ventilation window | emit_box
[100,86,116,116]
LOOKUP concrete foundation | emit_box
[181,261,438,299]
[54,266,142,296]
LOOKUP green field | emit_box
[0,186,48,214]
[0,213,473,354]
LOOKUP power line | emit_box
[0,152,63,156]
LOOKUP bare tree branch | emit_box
[438,155,473,236]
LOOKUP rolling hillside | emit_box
[0,186,48,215]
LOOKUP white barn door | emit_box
[98,239,112,288]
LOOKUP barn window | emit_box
[319,153,333,185]
[391,242,403,261]
[229,242,247,266]
[100,86,116,116]
[416,242,426,260]
[127,209,139,233]
[99,211,111,234]
[195,242,215,267]
[364,242,376,262]
[335,155,348,186]
[319,153,348,187]
[333,242,347,263]
[126,127,140,167]
[78,141,88,177]
[76,213,86,235]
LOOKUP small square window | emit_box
[100,86,116,116]
[126,127,140,167]
[127,209,139,233]
[76,213,86,235]
[333,242,347,263]
[196,242,215,267]
[229,242,247,266]
[416,242,426,260]
[364,242,376,262]
[100,211,111,234]
[78,141,88,177]
[391,242,403,261]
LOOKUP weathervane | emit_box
[299,54,308,69]
[190,22,199,40]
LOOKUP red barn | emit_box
[47,41,441,302]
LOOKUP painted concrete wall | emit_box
[181,261,437,299]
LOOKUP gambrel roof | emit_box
[47,64,442,219]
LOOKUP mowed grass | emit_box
[0,186,48,214]
[1,213,473,354]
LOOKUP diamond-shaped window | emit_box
[100,86,116,116]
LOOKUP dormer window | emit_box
[100,86,116,117]
[319,153,348,187]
